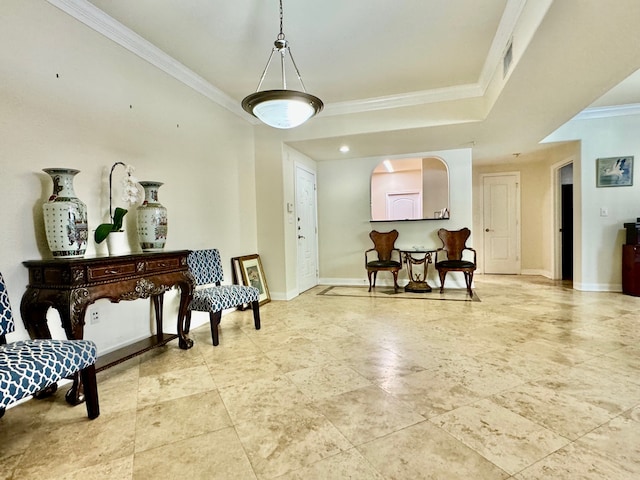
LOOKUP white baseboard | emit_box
[573,282,622,292]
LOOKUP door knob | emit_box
[485,228,490,232]
[298,235,305,239]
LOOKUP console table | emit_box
[400,248,437,292]
[20,250,194,404]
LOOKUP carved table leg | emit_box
[177,277,194,350]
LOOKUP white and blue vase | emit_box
[42,168,88,257]
[137,181,167,251]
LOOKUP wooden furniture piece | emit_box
[365,230,402,292]
[20,250,194,404]
[1,272,99,419]
[622,220,640,296]
[435,228,477,295]
[400,248,437,292]
[185,249,261,346]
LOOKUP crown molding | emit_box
[47,0,524,122]
[323,84,484,117]
[575,103,640,120]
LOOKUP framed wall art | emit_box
[596,156,633,187]
[234,254,270,305]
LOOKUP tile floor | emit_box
[2,275,640,479]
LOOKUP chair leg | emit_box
[439,270,447,293]
[367,271,373,291]
[80,364,100,420]
[392,270,399,292]
[251,300,261,330]
[465,272,474,295]
[209,311,222,346]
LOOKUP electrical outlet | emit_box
[90,309,100,324]
[600,207,609,217]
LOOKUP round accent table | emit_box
[400,248,437,292]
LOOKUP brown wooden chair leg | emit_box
[251,300,261,330]
[80,364,100,420]
[392,270,399,292]
[367,271,373,291]
[466,272,474,295]
[439,270,447,293]
[209,311,222,346]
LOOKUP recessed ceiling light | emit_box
[339,145,350,153]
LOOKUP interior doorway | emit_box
[560,164,574,280]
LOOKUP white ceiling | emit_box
[59,0,640,164]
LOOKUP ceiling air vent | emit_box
[503,40,513,78]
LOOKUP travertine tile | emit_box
[313,385,425,445]
[132,427,256,480]
[2,275,639,480]
[12,411,135,478]
[517,417,640,479]
[137,365,216,408]
[492,382,614,440]
[379,367,483,418]
[217,373,312,424]
[205,352,281,388]
[54,456,134,480]
[234,405,351,478]
[432,398,569,474]
[276,448,386,479]
[358,421,510,479]
[135,390,232,452]
[285,363,372,400]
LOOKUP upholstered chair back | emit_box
[0,273,15,337]
[187,249,224,286]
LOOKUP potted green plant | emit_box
[95,162,140,250]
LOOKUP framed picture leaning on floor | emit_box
[234,254,270,305]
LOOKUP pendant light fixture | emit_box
[241,0,323,129]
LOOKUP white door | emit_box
[386,191,422,220]
[295,165,318,293]
[482,174,520,273]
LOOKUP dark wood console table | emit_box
[20,250,194,403]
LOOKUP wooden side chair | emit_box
[185,249,261,346]
[435,228,477,294]
[0,272,99,420]
[365,230,402,292]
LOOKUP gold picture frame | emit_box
[233,254,270,305]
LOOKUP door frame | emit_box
[551,157,575,280]
[480,172,521,274]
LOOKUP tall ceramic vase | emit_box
[42,168,88,257]
[137,181,167,251]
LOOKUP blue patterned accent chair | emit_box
[186,249,261,346]
[0,272,99,419]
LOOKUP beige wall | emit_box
[545,113,640,291]
[1,1,257,350]
[317,148,473,288]
[473,142,579,277]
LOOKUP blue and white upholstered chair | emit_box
[0,272,99,419]
[186,249,261,346]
